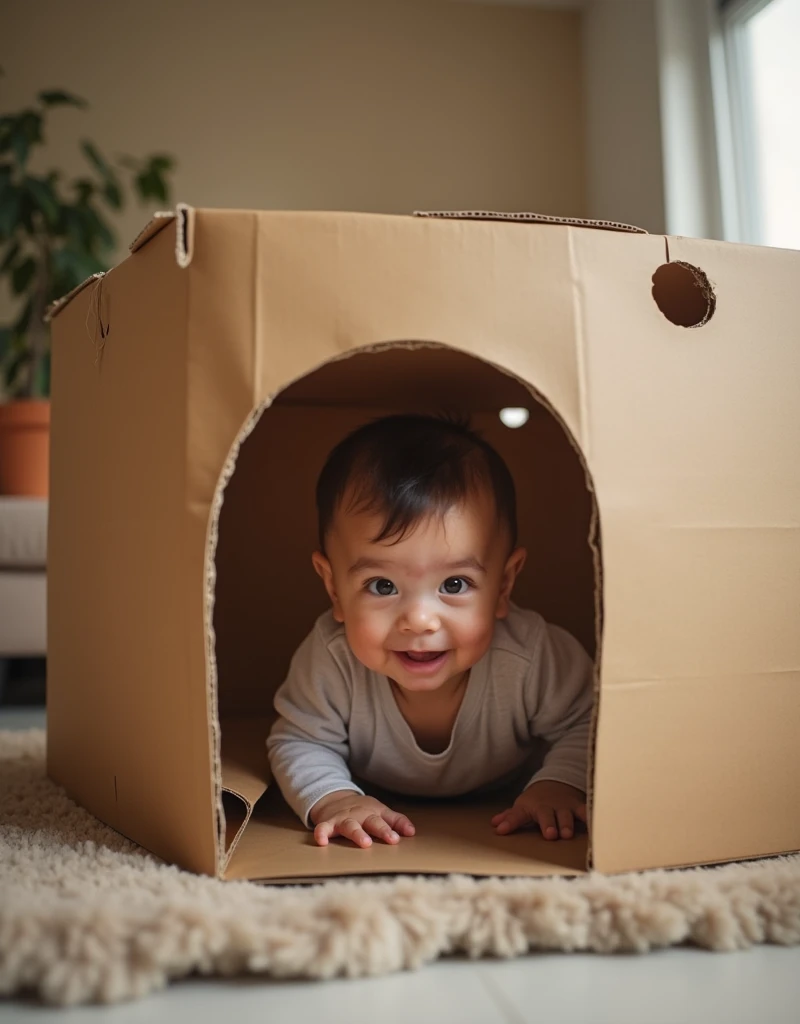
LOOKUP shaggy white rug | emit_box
[1,729,799,1007]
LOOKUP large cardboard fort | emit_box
[46,206,800,881]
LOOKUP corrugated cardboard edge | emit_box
[207,340,600,878]
[414,210,648,235]
[48,205,195,322]
[206,402,273,874]
[129,209,175,253]
[130,203,195,267]
[45,273,105,323]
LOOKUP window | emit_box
[720,0,800,248]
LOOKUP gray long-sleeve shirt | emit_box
[267,604,594,827]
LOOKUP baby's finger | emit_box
[363,813,399,844]
[490,809,513,825]
[556,808,574,839]
[384,810,416,836]
[536,807,558,841]
[574,803,588,824]
[314,821,334,847]
[494,806,531,836]
[338,817,372,848]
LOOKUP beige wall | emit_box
[583,0,666,234]
[2,0,586,262]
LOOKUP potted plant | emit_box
[0,80,174,496]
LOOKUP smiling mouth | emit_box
[403,650,443,662]
[394,650,449,672]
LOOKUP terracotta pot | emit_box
[0,399,51,497]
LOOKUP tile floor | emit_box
[2,706,798,1023]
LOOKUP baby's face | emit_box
[313,491,526,693]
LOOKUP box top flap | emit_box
[45,272,105,323]
[414,209,648,234]
[48,204,646,322]
[48,205,195,322]
[130,202,194,265]
[129,210,176,253]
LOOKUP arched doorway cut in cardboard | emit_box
[213,344,601,721]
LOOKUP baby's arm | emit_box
[527,624,593,796]
[266,624,364,827]
[493,621,594,840]
[267,623,416,847]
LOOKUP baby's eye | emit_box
[367,578,397,597]
[440,576,470,595]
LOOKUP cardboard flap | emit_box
[129,210,176,253]
[48,204,194,323]
[129,203,195,266]
[220,717,272,804]
[414,209,648,234]
[219,717,272,870]
[45,272,105,323]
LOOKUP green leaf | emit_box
[149,154,174,173]
[13,297,34,335]
[12,256,37,295]
[135,168,168,204]
[4,348,32,396]
[81,140,113,181]
[25,176,60,227]
[0,185,22,240]
[18,190,36,233]
[32,348,51,398]
[0,116,14,155]
[50,244,105,295]
[80,203,116,252]
[0,326,12,362]
[11,132,29,168]
[61,206,90,250]
[38,89,88,109]
[20,111,43,143]
[73,177,95,203]
[49,246,84,294]
[10,111,44,167]
[103,178,123,210]
[0,239,20,272]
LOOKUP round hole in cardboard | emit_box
[651,261,716,328]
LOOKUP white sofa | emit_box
[0,498,48,700]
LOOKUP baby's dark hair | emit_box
[316,414,518,552]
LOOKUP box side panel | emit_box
[574,231,800,870]
[252,211,585,447]
[592,674,800,872]
[47,229,218,875]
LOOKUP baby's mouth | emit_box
[403,650,443,663]
[394,649,449,673]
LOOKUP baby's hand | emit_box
[309,791,416,849]
[491,780,587,840]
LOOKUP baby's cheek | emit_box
[345,610,388,660]
[454,611,493,654]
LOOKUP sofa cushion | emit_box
[0,498,48,568]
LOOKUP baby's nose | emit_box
[401,601,441,633]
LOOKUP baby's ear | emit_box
[312,552,345,621]
[496,547,527,619]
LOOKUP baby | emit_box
[267,414,594,849]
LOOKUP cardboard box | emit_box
[46,206,800,881]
